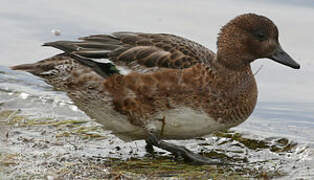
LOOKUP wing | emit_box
[43,32,215,72]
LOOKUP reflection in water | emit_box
[237,101,314,144]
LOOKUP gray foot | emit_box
[145,140,155,155]
[147,133,225,165]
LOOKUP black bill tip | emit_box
[269,46,300,69]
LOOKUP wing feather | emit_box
[43,32,215,72]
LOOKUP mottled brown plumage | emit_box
[12,13,300,164]
[43,32,215,73]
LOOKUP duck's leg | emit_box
[145,140,155,154]
[146,133,224,165]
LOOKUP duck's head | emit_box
[217,13,300,70]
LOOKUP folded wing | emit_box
[43,32,215,72]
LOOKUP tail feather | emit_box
[12,53,120,79]
[11,54,67,75]
[11,54,76,77]
[11,63,46,75]
[43,41,79,52]
[13,34,125,80]
[42,34,122,59]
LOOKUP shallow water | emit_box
[1,0,314,179]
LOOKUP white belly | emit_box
[145,107,229,140]
[93,107,233,141]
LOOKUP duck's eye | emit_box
[254,31,266,41]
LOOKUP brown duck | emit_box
[12,13,300,164]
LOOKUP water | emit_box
[0,0,313,179]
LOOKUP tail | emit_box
[11,53,118,90]
[11,53,71,77]
[43,39,121,78]
[12,38,122,78]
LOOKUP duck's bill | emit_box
[270,46,300,69]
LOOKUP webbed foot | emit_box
[147,133,226,165]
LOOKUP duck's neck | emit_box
[211,54,257,98]
[212,56,253,78]
[215,48,255,72]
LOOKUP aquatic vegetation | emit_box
[1,108,311,179]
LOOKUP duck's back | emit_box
[43,32,214,72]
[13,32,216,86]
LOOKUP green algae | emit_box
[0,109,305,179]
[215,131,269,150]
[0,110,25,125]
[0,110,88,127]
[56,126,107,139]
[214,131,296,153]
[0,153,18,167]
[108,157,232,179]
[104,155,286,179]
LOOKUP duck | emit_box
[12,13,300,165]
